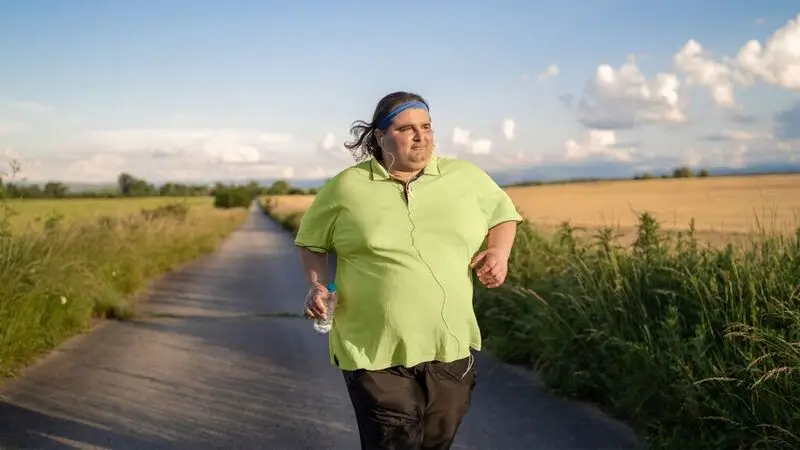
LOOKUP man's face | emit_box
[379,107,434,171]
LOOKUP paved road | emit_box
[0,204,641,450]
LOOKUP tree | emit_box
[267,180,291,195]
[672,166,694,178]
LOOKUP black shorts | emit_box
[341,353,477,450]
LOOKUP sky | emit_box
[1,0,799,184]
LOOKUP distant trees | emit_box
[633,166,712,180]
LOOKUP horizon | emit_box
[1,1,799,184]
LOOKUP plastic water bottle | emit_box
[313,283,337,334]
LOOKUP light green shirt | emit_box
[294,154,523,371]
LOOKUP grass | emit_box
[0,197,248,381]
[4,196,214,232]
[258,172,800,450]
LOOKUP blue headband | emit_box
[375,101,429,130]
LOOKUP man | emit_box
[296,91,522,449]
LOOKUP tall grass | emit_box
[0,200,248,380]
[259,195,800,449]
[475,213,800,449]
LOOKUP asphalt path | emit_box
[0,203,642,449]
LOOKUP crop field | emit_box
[3,196,215,232]
[0,195,247,382]
[505,173,800,245]
[261,172,800,450]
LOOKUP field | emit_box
[4,196,214,232]
[505,173,800,245]
[261,173,800,450]
[0,196,248,381]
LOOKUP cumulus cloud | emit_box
[564,130,636,162]
[79,127,296,169]
[672,14,800,105]
[452,127,492,154]
[502,119,515,140]
[576,55,687,129]
[736,14,800,90]
[673,39,744,107]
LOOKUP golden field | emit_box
[263,173,800,246]
[4,196,215,232]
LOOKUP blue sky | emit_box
[1,0,799,183]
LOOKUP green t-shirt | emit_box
[294,154,522,371]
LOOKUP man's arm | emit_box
[487,220,517,259]
[299,247,330,287]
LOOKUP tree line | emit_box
[0,172,319,200]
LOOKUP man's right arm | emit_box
[299,247,330,287]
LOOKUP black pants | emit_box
[342,353,477,450]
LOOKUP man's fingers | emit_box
[470,251,488,268]
[477,259,496,276]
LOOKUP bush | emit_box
[474,214,800,449]
[213,186,256,209]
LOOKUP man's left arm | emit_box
[487,220,518,260]
[471,170,523,288]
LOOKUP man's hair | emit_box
[344,91,430,162]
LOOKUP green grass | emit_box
[260,195,800,450]
[0,198,248,381]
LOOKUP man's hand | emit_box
[471,248,509,289]
[303,282,331,320]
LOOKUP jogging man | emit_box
[296,91,522,449]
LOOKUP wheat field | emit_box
[265,173,800,246]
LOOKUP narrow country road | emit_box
[0,203,641,450]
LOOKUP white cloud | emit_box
[736,14,800,90]
[673,39,743,107]
[452,127,493,154]
[502,118,515,140]
[672,14,800,104]
[538,64,560,81]
[85,128,293,155]
[577,55,687,129]
[564,130,635,162]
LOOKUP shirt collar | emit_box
[370,154,441,181]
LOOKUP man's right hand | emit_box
[303,282,330,320]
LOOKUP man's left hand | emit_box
[470,248,509,289]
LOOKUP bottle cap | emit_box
[326,282,336,293]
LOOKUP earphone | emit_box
[379,147,473,379]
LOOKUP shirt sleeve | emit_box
[294,180,340,253]
[475,167,523,228]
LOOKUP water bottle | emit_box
[313,282,337,334]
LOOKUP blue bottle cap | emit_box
[326,282,336,293]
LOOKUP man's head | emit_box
[345,91,435,173]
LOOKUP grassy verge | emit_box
[0,199,248,381]
[260,194,800,450]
